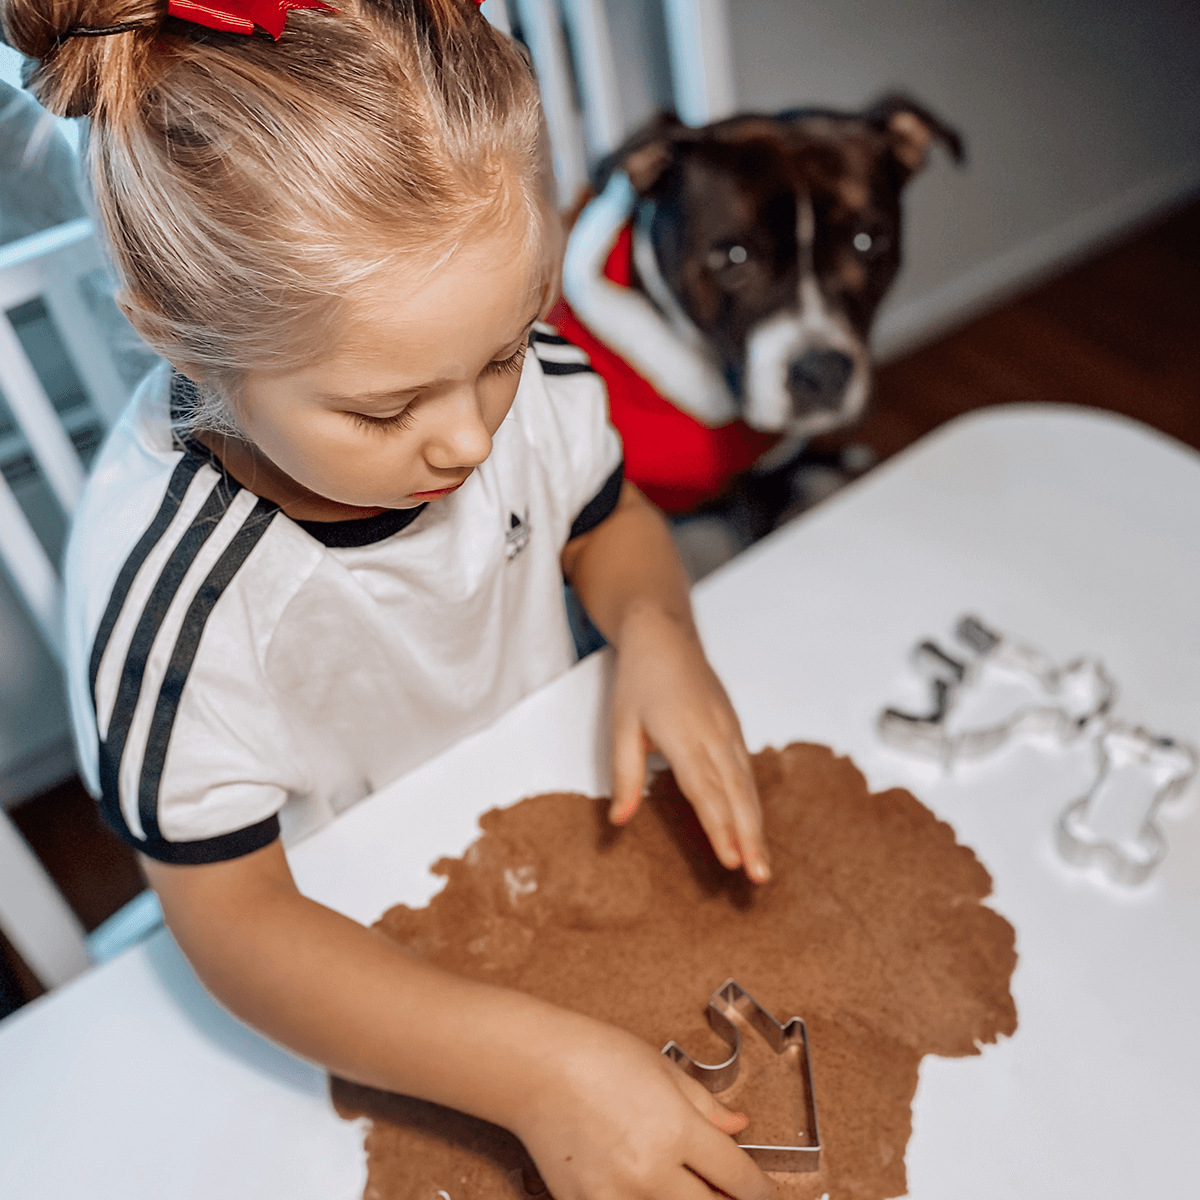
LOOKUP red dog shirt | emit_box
[548,226,779,514]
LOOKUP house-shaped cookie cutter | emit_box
[878,615,1116,766]
[661,979,821,1172]
[1057,721,1198,885]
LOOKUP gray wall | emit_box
[727,0,1200,356]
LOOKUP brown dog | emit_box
[554,96,963,528]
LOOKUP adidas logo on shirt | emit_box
[505,508,531,560]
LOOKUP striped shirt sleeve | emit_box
[85,449,290,863]
[529,323,625,539]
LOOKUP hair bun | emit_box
[3,0,164,118]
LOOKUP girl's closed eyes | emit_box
[346,336,529,433]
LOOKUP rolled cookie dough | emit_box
[333,743,1018,1200]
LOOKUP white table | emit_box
[3,406,1197,1198]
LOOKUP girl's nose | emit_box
[422,386,494,469]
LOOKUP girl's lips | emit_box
[408,481,465,500]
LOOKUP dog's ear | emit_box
[867,94,965,176]
[594,110,690,197]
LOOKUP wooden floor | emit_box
[3,196,1197,1016]
[853,198,1200,461]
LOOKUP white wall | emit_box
[727,0,1200,357]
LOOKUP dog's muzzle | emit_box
[743,304,870,435]
[787,348,856,416]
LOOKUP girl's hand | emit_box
[513,1019,769,1200]
[608,603,770,883]
[561,480,769,883]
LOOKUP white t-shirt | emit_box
[63,327,622,863]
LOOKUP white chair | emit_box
[0,219,162,994]
[483,0,736,204]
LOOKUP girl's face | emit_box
[237,218,544,512]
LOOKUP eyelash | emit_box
[350,342,529,433]
[350,407,418,433]
[486,340,529,377]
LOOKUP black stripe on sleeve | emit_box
[537,359,597,377]
[88,453,206,708]
[106,813,282,866]
[568,460,624,541]
[530,329,573,347]
[137,498,279,843]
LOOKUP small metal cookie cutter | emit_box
[879,615,1116,766]
[1057,722,1198,885]
[662,979,821,1172]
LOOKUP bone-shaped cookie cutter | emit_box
[1056,722,1198,885]
[661,979,820,1172]
[878,615,1116,766]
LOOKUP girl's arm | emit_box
[146,844,767,1200]
[561,481,771,883]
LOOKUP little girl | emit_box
[6,1,771,1196]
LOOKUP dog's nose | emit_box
[787,349,854,415]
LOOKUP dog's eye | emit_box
[853,230,891,257]
[706,245,750,272]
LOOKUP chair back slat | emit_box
[510,0,589,205]
[0,309,87,518]
[663,0,737,125]
[0,219,134,429]
[486,0,735,204]
[559,0,623,159]
[0,473,63,663]
[0,809,91,991]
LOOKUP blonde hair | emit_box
[2,0,549,427]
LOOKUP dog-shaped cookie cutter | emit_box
[661,979,820,1172]
[1057,722,1198,886]
[878,615,1117,766]
[880,616,1197,885]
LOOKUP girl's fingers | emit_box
[672,745,769,881]
[670,756,745,871]
[723,756,770,883]
[672,1064,750,1135]
[681,1122,771,1200]
[609,712,647,825]
[674,1163,747,1200]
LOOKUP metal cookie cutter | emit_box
[1057,722,1198,885]
[878,615,1116,766]
[661,979,821,1172]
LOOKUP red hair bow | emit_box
[167,0,484,39]
[166,0,334,39]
